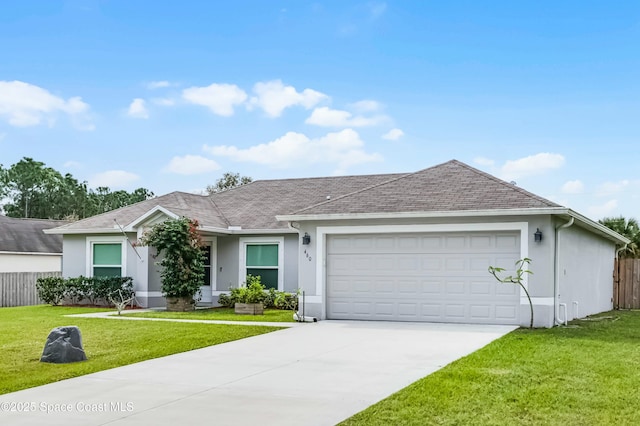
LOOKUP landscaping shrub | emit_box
[222,275,298,310]
[35,276,66,306]
[36,276,134,307]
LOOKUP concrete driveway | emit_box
[0,321,516,425]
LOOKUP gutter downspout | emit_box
[554,217,574,326]
[614,243,628,309]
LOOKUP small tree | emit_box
[488,258,534,329]
[139,217,205,310]
[206,172,252,194]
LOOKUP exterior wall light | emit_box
[534,228,543,243]
[302,232,311,245]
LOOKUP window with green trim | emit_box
[246,244,278,290]
[92,243,122,277]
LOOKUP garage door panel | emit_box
[469,304,491,319]
[495,305,518,321]
[327,231,521,325]
[470,281,491,294]
[421,280,442,293]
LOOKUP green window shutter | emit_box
[93,243,122,265]
[246,244,278,267]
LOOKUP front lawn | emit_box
[342,311,640,425]
[0,305,281,395]
[122,307,296,322]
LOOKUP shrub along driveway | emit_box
[0,320,514,426]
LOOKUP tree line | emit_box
[0,158,154,220]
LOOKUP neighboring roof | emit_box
[43,159,627,245]
[0,215,67,253]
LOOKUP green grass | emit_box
[342,311,640,426]
[0,305,281,395]
[121,307,296,322]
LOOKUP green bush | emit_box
[93,276,134,305]
[234,275,267,304]
[222,275,298,310]
[35,276,134,307]
[217,292,233,308]
[35,276,66,306]
[274,291,298,311]
[65,276,88,305]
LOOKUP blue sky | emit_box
[1,1,639,220]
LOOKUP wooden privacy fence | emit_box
[614,258,640,309]
[0,271,61,307]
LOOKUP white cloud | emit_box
[127,98,149,119]
[595,180,633,197]
[151,97,175,106]
[587,199,619,219]
[205,128,382,174]
[500,153,565,181]
[473,157,495,167]
[0,132,6,141]
[249,80,328,117]
[147,81,171,89]
[305,107,387,127]
[182,83,247,116]
[369,2,387,19]
[349,100,382,113]
[165,155,220,175]
[90,170,139,189]
[0,80,93,130]
[561,180,584,194]
[63,160,82,168]
[381,128,404,141]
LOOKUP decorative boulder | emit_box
[40,326,87,364]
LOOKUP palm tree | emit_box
[599,216,640,257]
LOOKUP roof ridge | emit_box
[292,169,420,214]
[207,196,231,227]
[450,160,560,207]
[250,171,407,185]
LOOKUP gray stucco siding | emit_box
[557,224,615,322]
[62,235,86,278]
[216,236,240,291]
[215,234,299,293]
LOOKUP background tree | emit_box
[206,172,252,194]
[0,157,154,219]
[599,216,640,258]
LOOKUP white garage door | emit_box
[326,232,521,324]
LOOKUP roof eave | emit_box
[565,209,630,245]
[43,228,124,235]
[199,226,297,235]
[277,207,630,245]
[277,207,569,222]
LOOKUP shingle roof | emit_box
[50,192,229,232]
[47,160,561,234]
[210,173,406,229]
[291,160,560,215]
[0,216,66,253]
